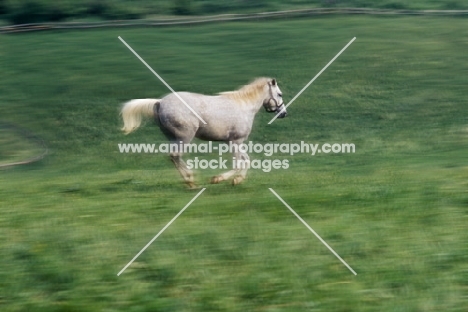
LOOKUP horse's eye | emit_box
[278,93,282,97]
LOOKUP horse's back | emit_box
[159,92,234,118]
[158,91,254,141]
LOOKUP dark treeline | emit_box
[0,0,466,25]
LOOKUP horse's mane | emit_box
[219,77,271,103]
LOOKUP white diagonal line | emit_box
[269,188,357,275]
[268,37,356,124]
[118,36,207,125]
[117,188,206,276]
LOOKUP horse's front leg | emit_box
[210,150,239,184]
[211,149,250,185]
[232,151,250,185]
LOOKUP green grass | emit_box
[1,16,468,311]
[0,125,45,165]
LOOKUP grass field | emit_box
[1,15,467,311]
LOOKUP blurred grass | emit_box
[1,15,468,311]
[0,125,44,165]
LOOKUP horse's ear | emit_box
[271,78,276,86]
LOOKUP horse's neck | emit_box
[241,91,267,114]
[221,85,267,115]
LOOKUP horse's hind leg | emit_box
[170,154,196,189]
[160,122,197,188]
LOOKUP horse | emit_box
[120,77,287,188]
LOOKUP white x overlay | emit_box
[269,188,357,275]
[268,37,356,124]
[117,35,358,277]
[117,188,206,276]
[118,36,207,125]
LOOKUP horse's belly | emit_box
[196,124,250,142]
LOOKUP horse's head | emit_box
[263,78,287,118]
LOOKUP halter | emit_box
[267,82,284,112]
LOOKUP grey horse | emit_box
[120,77,286,188]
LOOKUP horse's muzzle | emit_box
[277,111,287,118]
[276,104,287,118]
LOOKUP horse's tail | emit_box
[120,99,160,134]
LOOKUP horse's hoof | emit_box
[211,176,223,184]
[232,176,244,185]
[187,182,199,190]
